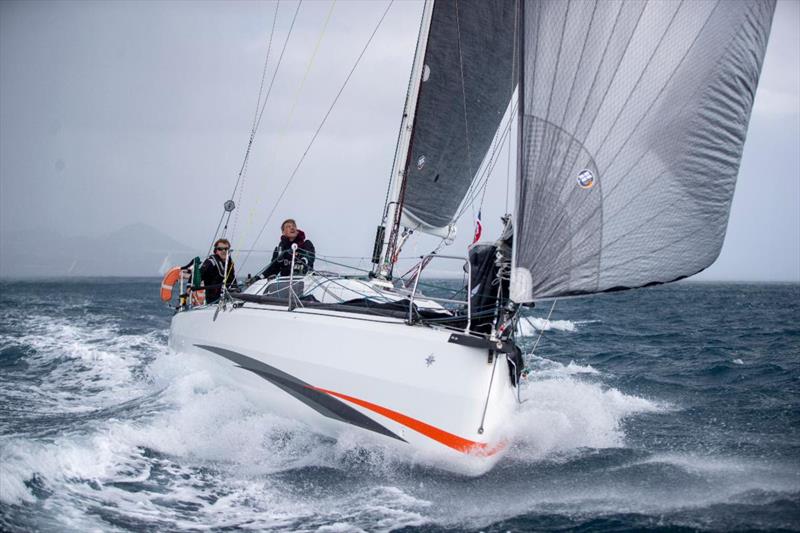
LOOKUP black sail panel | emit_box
[401,0,517,233]
[511,0,775,302]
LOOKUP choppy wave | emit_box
[0,317,668,530]
[1,280,798,531]
[1,315,163,412]
[515,316,602,336]
[509,375,665,461]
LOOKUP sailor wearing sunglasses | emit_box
[200,238,239,303]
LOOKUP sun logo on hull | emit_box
[425,354,436,367]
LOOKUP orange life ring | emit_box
[160,266,182,302]
[191,289,206,306]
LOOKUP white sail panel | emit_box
[512,0,775,302]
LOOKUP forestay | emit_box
[399,0,517,235]
[511,0,775,302]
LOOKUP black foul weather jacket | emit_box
[200,254,239,303]
[262,230,315,278]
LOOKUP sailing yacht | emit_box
[167,0,775,474]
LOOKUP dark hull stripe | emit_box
[195,344,406,442]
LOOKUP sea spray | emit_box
[508,370,666,461]
[1,280,797,532]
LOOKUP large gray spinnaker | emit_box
[399,0,517,235]
[511,0,775,302]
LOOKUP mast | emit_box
[374,0,435,279]
[510,0,524,299]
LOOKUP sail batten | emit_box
[511,0,776,302]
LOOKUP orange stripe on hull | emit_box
[309,386,505,457]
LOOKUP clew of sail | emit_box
[511,0,776,302]
[398,0,517,236]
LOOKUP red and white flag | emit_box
[472,210,483,244]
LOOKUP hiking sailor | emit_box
[259,219,315,279]
[200,238,239,303]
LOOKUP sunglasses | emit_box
[215,247,230,251]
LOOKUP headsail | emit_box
[511,0,775,302]
[398,0,517,236]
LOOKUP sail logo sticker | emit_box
[577,169,595,189]
[417,155,426,170]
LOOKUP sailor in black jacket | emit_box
[200,238,239,303]
[260,219,315,279]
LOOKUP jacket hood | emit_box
[280,230,306,247]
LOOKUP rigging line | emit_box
[221,211,233,238]
[477,121,508,213]
[456,101,518,215]
[505,0,519,215]
[452,101,518,223]
[213,1,288,253]
[230,1,284,204]
[454,1,475,186]
[208,211,227,255]
[505,114,512,215]
[281,0,337,133]
[254,1,304,134]
[454,4,523,221]
[232,0,282,239]
[476,104,516,215]
[380,0,429,225]
[399,236,448,282]
[232,0,301,242]
[250,1,281,137]
[527,298,557,358]
[231,150,252,239]
[454,126,511,223]
[241,0,396,272]
[476,54,520,218]
[234,0,336,245]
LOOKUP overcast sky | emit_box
[1,0,798,281]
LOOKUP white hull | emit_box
[168,298,518,474]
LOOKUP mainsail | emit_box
[397,0,517,235]
[510,0,776,302]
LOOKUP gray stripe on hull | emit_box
[195,344,406,442]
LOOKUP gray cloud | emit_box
[1,0,797,281]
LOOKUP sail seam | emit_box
[539,0,573,192]
[592,1,685,163]
[539,0,724,272]
[519,2,649,290]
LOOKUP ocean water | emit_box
[0,279,798,532]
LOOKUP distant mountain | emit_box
[0,224,201,277]
[95,222,194,254]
